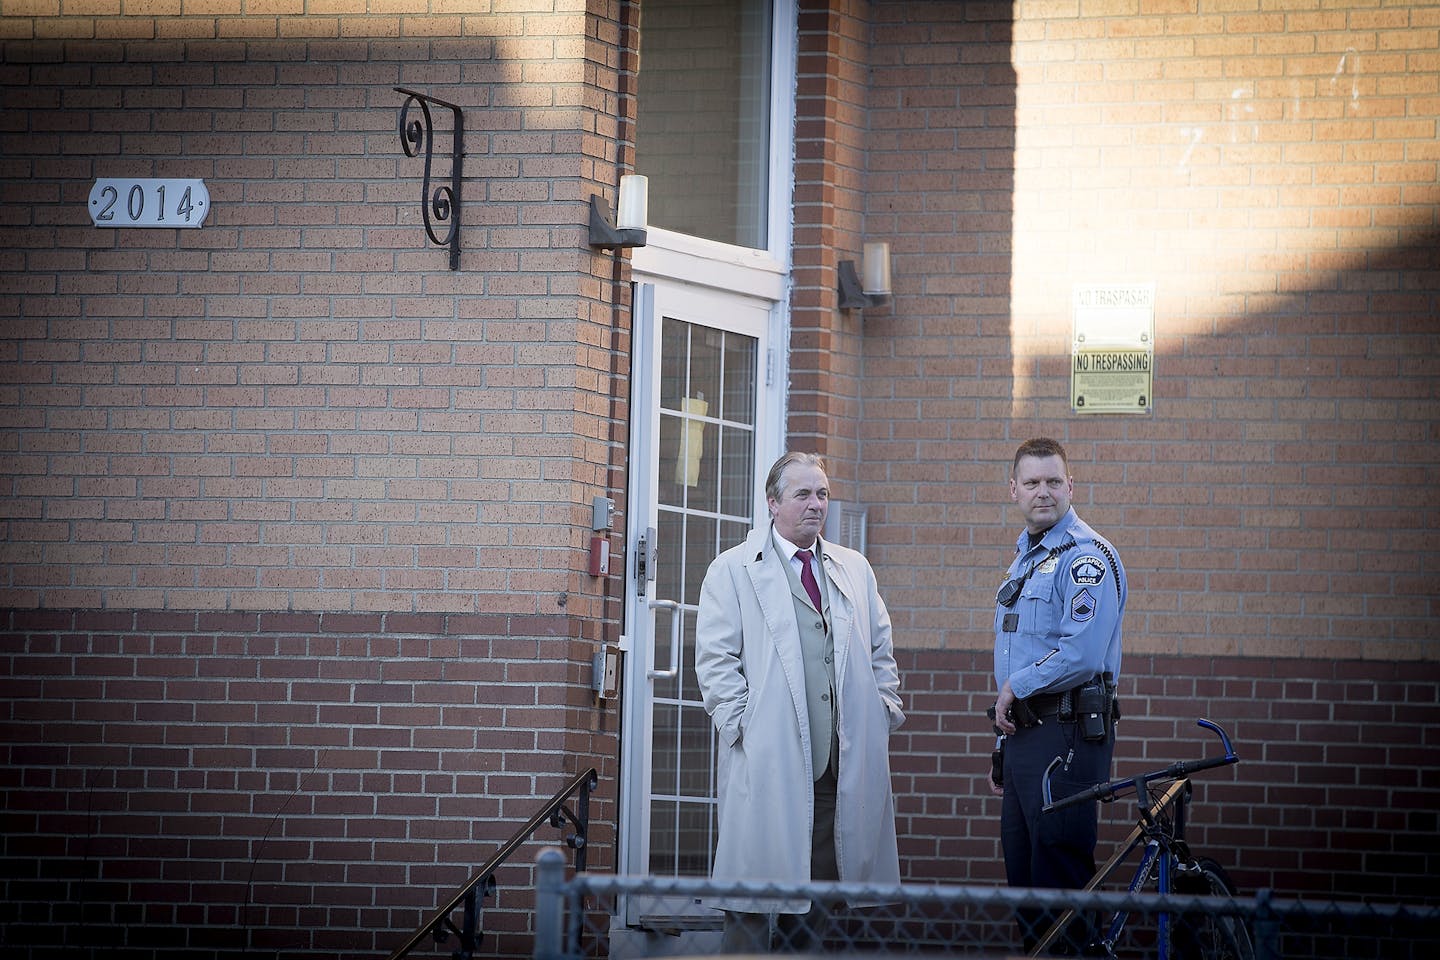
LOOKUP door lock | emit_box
[635,526,657,596]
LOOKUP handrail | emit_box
[387,767,598,960]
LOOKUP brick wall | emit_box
[894,649,1440,903]
[801,0,1440,913]
[0,608,616,958]
[0,4,623,622]
[790,0,868,498]
[1,4,628,957]
[857,0,1439,658]
[4,616,1435,958]
[2,1,1439,955]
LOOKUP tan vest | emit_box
[784,548,838,779]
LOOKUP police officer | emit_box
[988,438,1126,954]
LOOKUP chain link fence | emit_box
[532,849,1440,960]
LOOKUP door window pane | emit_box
[652,701,680,794]
[683,515,718,608]
[719,519,751,554]
[688,324,724,412]
[648,798,678,874]
[718,424,755,519]
[656,509,684,601]
[721,335,757,425]
[675,800,716,876]
[678,701,715,798]
[659,318,757,521]
[660,317,688,411]
[635,0,772,249]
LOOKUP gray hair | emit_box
[765,452,826,501]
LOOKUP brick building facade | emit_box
[2,1,1437,957]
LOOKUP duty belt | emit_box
[1001,689,1069,730]
[1023,690,1068,719]
[1013,679,1121,732]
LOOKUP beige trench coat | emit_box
[694,525,905,911]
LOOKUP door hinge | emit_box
[765,347,774,386]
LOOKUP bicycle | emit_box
[1032,718,1255,960]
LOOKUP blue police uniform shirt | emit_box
[994,507,1126,701]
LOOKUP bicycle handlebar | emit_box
[1040,718,1238,815]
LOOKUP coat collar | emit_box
[744,524,854,613]
[768,526,826,565]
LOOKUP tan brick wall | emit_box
[855,0,1439,659]
[0,3,630,624]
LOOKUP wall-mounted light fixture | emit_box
[838,241,892,310]
[589,174,648,249]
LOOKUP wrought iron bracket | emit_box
[395,87,464,270]
[550,801,589,858]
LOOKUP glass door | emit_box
[619,279,776,924]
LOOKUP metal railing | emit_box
[387,768,597,960]
[533,849,1440,960]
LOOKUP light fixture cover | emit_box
[618,174,648,231]
[862,241,892,296]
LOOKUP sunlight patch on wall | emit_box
[1004,8,1429,412]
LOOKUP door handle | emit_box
[646,598,681,680]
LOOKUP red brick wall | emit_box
[791,0,874,488]
[0,608,617,958]
[4,613,1435,958]
[894,649,1440,903]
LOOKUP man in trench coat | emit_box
[695,451,905,953]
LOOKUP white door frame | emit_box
[617,255,787,893]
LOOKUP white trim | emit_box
[630,229,787,302]
[768,0,798,261]
[617,282,659,884]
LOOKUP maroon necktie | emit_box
[796,549,823,611]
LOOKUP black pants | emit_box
[721,765,838,953]
[1001,719,1114,954]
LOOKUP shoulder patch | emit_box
[1070,556,1107,586]
[1071,588,1097,622]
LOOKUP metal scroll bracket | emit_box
[395,87,464,270]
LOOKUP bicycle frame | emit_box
[1030,719,1239,958]
[1030,778,1190,956]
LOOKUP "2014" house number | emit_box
[88,178,211,228]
